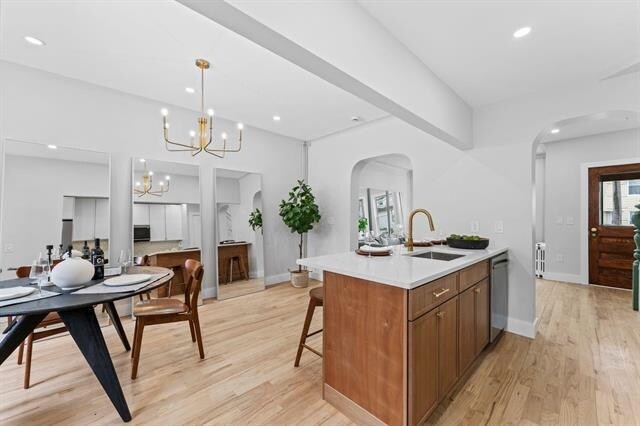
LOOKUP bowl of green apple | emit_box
[446,234,490,250]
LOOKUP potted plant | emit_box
[248,208,263,233]
[358,217,368,235]
[279,180,321,288]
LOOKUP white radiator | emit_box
[535,242,546,278]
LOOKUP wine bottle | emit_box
[82,241,90,260]
[91,238,104,280]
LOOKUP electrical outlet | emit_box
[494,220,504,233]
[556,253,564,263]
[566,216,574,225]
[470,221,480,233]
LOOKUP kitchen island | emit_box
[298,245,508,426]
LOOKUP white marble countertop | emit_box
[297,245,508,289]
[147,248,201,256]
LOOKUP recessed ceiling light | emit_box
[351,116,362,122]
[139,158,146,163]
[185,87,195,94]
[47,144,57,149]
[513,27,532,39]
[273,115,281,121]
[551,128,560,134]
[24,36,45,46]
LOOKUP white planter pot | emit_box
[51,258,95,289]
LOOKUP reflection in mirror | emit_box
[352,154,412,248]
[1,140,111,324]
[215,169,265,300]
[359,189,406,246]
[132,158,201,298]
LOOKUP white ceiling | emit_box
[4,139,109,164]
[540,110,640,144]
[360,0,640,107]
[0,0,387,141]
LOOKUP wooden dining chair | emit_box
[130,259,205,379]
[14,266,67,389]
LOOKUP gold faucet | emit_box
[407,208,435,252]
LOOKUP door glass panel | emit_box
[600,179,640,226]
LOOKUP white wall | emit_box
[0,60,303,297]
[2,154,109,270]
[307,72,640,338]
[542,128,640,282]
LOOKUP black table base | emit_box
[60,307,132,422]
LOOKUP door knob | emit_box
[590,227,597,232]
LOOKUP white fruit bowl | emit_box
[51,258,95,289]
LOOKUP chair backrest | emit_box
[15,266,31,278]
[183,259,204,311]
[16,260,62,278]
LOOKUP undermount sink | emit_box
[408,251,466,261]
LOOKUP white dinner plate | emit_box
[0,286,36,301]
[103,274,152,287]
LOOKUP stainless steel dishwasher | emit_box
[490,253,509,342]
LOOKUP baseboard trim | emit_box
[542,272,585,285]
[201,286,217,299]
[324,384,384,426]
[265,273,290,286]
[506,316,537,339]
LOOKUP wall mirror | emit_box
[1,140,111,323]
[351,154,413,248]
[132,158,201,298]
[215,168,264,300]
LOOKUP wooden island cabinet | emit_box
[312,251,500,426]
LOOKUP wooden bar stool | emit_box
[294,286,323,367]
[228,255,248,284]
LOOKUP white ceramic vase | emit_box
[51,258,95,289]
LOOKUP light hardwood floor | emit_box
[218,277,266,300]
[0,279,638,425]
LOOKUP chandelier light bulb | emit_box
[164,122,170,129]
[222,132,228,139]
[189,130,196,137]
[237,123,244,130]
[159,182,164,186]
[149,171,154,176]
[207,108,215,117]
[139,158,146,163]
[135,182,141,186]
[165,175,170,180]
[161,108,168,116]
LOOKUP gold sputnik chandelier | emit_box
[134,159,170,197]
[161,58,243,158]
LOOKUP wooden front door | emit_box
[588,163,640,288]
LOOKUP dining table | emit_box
[0,266,174,422]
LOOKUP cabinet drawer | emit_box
[459,260,489,292]
[409,273,458,320]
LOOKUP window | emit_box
[601,179,638,226]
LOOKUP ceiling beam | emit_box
[177,0,472,149]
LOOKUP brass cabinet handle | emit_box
[590,227,597,232]
[433,288,450,298]
[436,311,445,319]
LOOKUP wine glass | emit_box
[36,258,49,294]
[118,249,132,274]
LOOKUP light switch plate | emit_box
[470,221,480,233]
[556,216,564,225]
[566,216,574,225]
[3,243,14,254]
[556,253,564,263]
[494,220,504,233]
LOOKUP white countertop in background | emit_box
[297,245,508,289]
